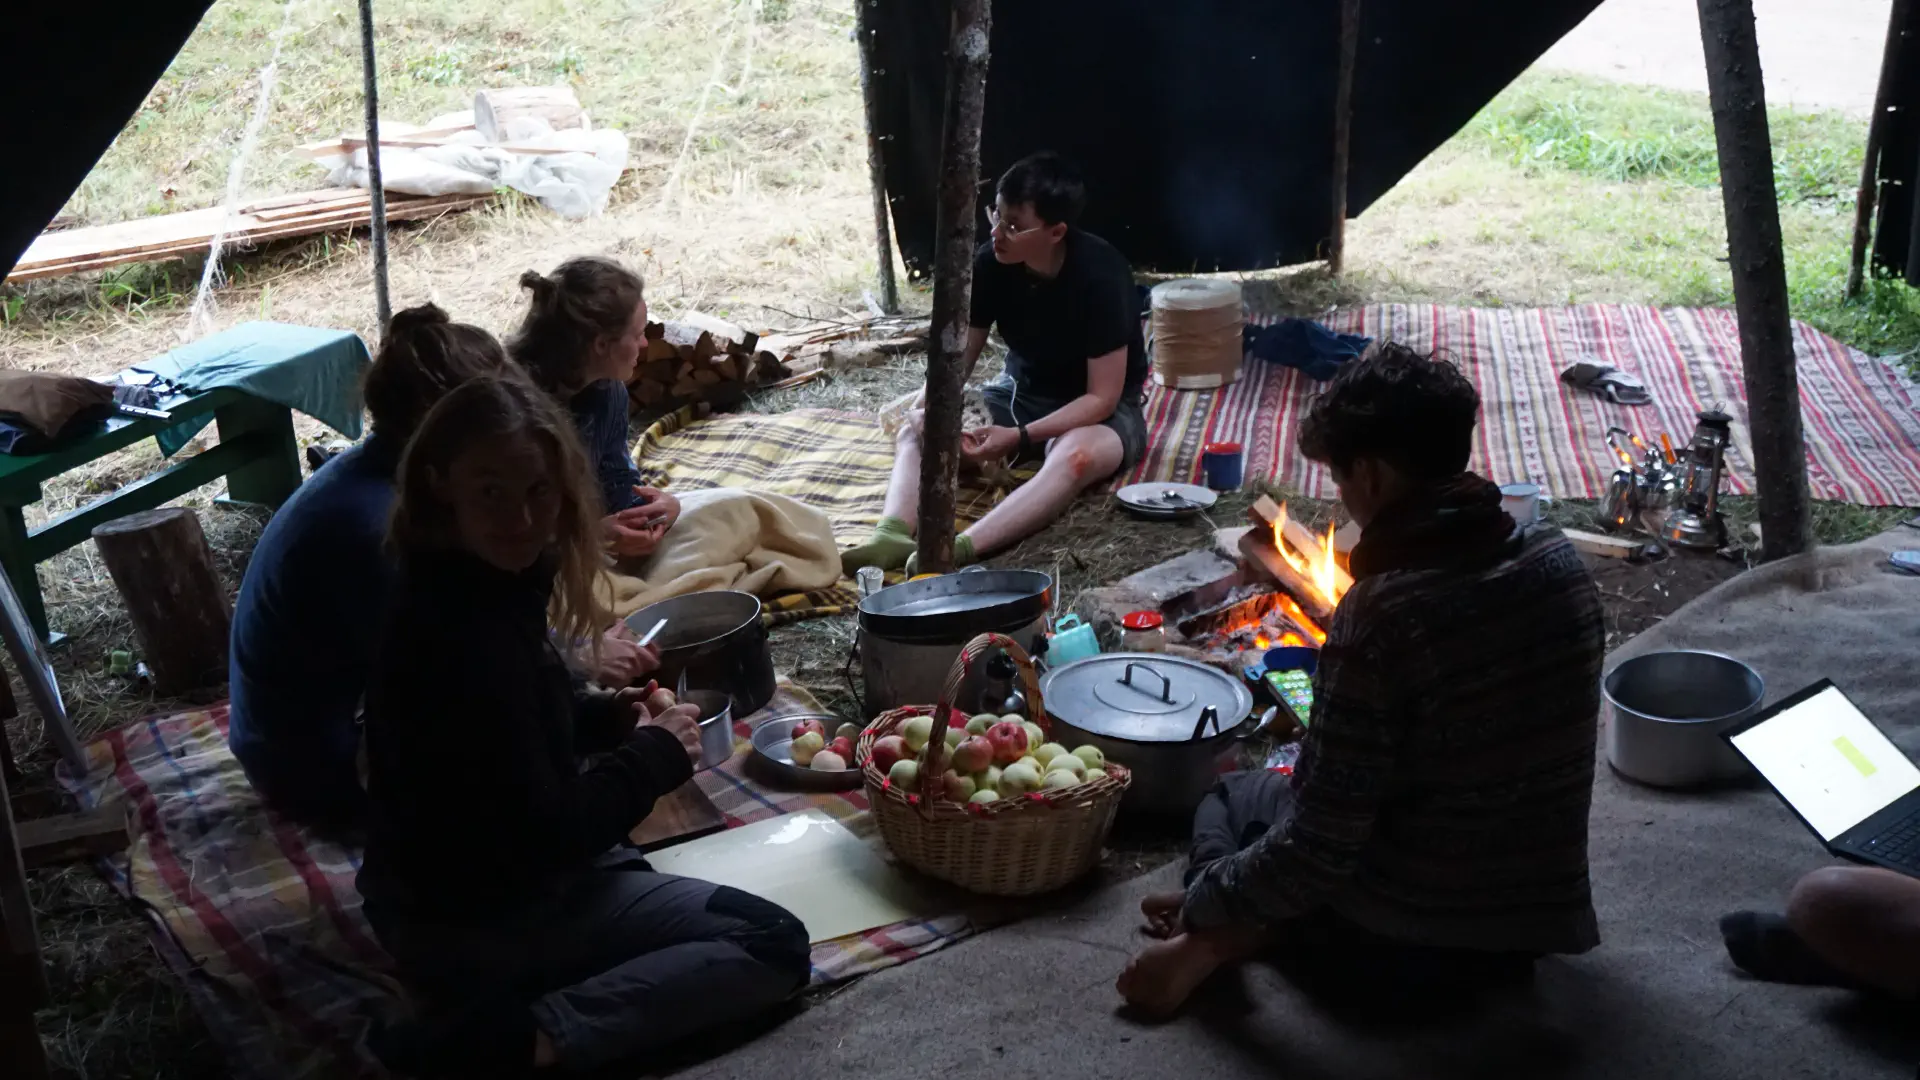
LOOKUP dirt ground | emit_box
[1539,0,1889,116]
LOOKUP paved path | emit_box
[1537,0,1889,116]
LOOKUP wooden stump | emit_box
[91,508,231,696]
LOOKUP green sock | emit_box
[841,515,917,575]
[902,534,975,577]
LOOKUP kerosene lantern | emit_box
[1664,408,1732,550]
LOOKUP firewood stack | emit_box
[625,321,793,415]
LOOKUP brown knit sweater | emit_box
[1184,497,1605,954]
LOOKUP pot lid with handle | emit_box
[1040,652,1254,743]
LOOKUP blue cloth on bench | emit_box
[134,322,372,456]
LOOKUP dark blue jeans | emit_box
[369,852,810,1070]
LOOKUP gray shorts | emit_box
[980,375,1148,475]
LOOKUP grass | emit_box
[1453,73,1920,359]
[5,12,1920,1076]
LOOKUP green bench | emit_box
[0,322,369,642]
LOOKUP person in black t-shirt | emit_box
[841,153,1148,574]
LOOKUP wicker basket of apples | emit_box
[857,632,1130,896]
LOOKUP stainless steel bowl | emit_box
[745,713,864,791]
[1603,650,1763,788]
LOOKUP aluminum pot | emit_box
[1040,652,1257,817]
[1603,650,1763,788]
[624,591,775,716]
[857,569,1051,718]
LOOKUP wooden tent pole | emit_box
[1328,0,1361,275]
[1848,0,1911,300]
[915,0,992,574]
[1697,0,1812,560]
[358,0,392,331]
[855,0,901,315]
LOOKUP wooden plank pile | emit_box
[6,188,491,283]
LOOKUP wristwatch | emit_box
[1016,425,1033,456]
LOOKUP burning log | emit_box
[1236,528,1336,628]
[1247,496,1350,614]
[1280,516,1354,597]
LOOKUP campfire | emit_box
[1144,496,1352,671]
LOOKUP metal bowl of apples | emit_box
[748,714,866,791]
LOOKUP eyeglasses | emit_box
[985,206,1045,239]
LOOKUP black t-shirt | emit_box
[969,228,1148,402]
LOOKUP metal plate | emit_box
[1042,652,1254,743]
[1115,483,1218,514]
[747,714,864,791]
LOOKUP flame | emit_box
[1316,522,1341,605]
[1271,502,1349,611]
[1280,631,1307,647]
[1253,634,1270,649]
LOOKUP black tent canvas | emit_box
[868,0,1607,275]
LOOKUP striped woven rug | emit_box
[633,406,1027,544]
[1132,304,1920,506]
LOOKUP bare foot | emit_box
[1140,891,1185,939]
[1116,933,1226,1018]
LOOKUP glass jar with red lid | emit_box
[1120,610,1167,653]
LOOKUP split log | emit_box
[691,369,721,387]
[645,320,666,341]
[1697,0,1813,560]
[645,337,678,363]
[91,508,231,696]
[473,86,586,142]
[1280,517,1355,596]
[671,377,699,398]
[915,0,994,574]
[640,358,677,382]
[1235,529,1336,627]
[691,332,719,364]
[630,380,666,406]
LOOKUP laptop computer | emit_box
[1722,678,1920,877]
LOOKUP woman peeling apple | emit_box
[357,377,808,1076]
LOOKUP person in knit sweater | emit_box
[1118,343,1606,1017]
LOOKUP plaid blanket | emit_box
[634,406,1026,545]
[59,683,976,1079]
[1135,304,1920,506]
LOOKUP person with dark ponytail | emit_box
[227,306,513,829]
[509,257,681,560]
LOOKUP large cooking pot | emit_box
[1603,650,1762,788]
[624,591,775,716]
[858,569,1051,718]
[1040,652,1256,817]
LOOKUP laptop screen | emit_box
[1728,684,1920,841]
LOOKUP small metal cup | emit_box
[680,689,736,771]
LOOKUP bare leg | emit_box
[880,412,925,526]
[841,414,925,574]
[1787,865,1920,996]
[960,424,1123,557]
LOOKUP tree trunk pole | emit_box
[1697,0,1812,560]
[358,0,392,332]
[1328,0,1361,275]
[855,0,901,315]
[1848,0,1910,299]
[915,0,992,574]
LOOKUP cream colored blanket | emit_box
[598,487,843,619]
